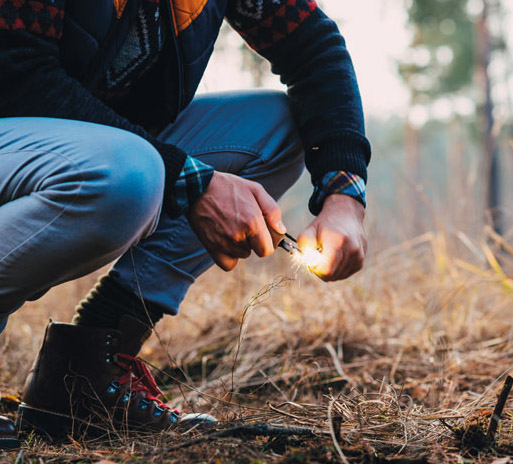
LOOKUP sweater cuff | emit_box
[305,131,371,184]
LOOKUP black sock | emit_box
[72,275,164,329]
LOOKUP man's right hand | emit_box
[186,171,286,271]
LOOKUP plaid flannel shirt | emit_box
[309,171,366,215]
[172,156,214,216]
[174,157,366,217]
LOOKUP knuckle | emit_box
[232,230,246,243]
[253,182,264,193]
[268,206,281,217]
[247,180,259,192]
[245,217,260,235]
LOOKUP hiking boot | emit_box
[0,415,20,450]
[16,315,213,440]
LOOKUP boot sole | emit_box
[16,403,107,441]
[17,404,217,442]
[0,437,21,450]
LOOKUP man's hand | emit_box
[297,194,366,281]
[187,171,286,272]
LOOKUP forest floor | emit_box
[3,229,513,463]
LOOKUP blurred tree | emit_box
[399,0,506,233]
[399,0,476,100]
[214,22,268,88]
[239,44,267,87]
[475,0,499,230]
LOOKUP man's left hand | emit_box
[297,194,366,282]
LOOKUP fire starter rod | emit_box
[278,233,301,255]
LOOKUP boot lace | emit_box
[114,353,179,414]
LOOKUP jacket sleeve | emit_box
[225,0,371,195]
[0,22,188,218]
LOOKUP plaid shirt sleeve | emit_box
[172,156,214,216]
[309,171,366,215]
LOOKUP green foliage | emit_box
[399,0,476,100]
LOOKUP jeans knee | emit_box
[267,151,305,201]
[84,132,165,253]
[257,90,295,131]
[242,92,305,200]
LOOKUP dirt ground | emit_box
[2,230,513,463]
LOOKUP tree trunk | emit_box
[404,115,422,236]
[476,0,501,233]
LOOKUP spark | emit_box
[291,244,324,274]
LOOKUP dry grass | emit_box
[3,226,513,463]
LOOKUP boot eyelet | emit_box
[105,353,112,364]
[107,381,120,394]
[122,390,131,403]
[170,411,179,423]
[105,334,118,346]
[139,398,151,410]
[153,405,165,417]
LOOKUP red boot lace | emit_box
[114,353,180,414]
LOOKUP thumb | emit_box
[252,183,286,235]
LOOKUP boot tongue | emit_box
[117,315,152,356]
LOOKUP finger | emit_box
[321,236,366,281]
[337,241,366,280]
[267,225,284,248]
[234,246,252,259]
[247,215,275,257]
[212,252,239,272]
[206,235,251,260]
[333,234,366,280]
[251,183,286,235]
[226,244,252,259]
[314,228,344,279]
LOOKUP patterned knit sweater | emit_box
[97,1,165,100]
[0,0,371,218]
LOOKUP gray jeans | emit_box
[0,90,304,331]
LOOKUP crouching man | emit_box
[0,0,370,446]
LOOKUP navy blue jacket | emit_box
[0,0,371,217]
